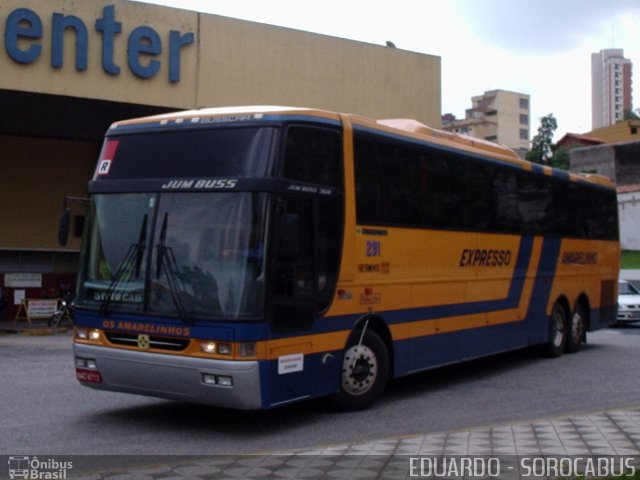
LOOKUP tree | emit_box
[526,113,557,165]
[549,146,569,170]
[623,109,640,121]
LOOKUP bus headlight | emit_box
[200,341,231,355]
[75,328,101,341]
[199,341,254,357]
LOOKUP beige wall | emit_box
[196,16,441,125]
[0,0,440,123]
[589,121,640,143]
[0,0,440,261]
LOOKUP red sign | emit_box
[76,369,102,384]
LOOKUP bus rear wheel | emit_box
[331,330,389,411]
[546,302,568,358]
[565,302,586,353]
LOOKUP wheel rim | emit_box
[552,309,565,348]
[571,310,584,343]
[341,344,378,396]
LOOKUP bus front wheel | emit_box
[546,302,568,358]
[331,330,389,411]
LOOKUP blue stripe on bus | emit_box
[530,163,544,175]
[293,235,535,337]
[552,169,570,181]
[524,236,562,344]
[393,237,562,376]
[391,235,533,322]
[263,349,343,407]
[394,320,530,376]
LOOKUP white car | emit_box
[618,280,640,323]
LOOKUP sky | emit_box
[138,0,640,140]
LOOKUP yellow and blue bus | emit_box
[70,106,619,410]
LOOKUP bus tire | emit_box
[565,302,586,353]
[546,302,568,358]
[331,330,389,411]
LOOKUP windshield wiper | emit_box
[155,213,191,324]
[99,215,147,315]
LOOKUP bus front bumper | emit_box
[73,344,263,410]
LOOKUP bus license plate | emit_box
[76,368,102,384]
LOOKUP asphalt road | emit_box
[1,326,639,457]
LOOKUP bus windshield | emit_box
[78,192,267,320]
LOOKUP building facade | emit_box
[588,120,640,144]
[570,141,640,250]
[442,89,530,158]
[591,49,633,130]
[0,0,441,318]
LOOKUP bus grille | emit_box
[105,332,189,351]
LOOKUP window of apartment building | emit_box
[519,114,528,125]
[520,129,529,140]
[485,135,497,141]
[519,98,529,109]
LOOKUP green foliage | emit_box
[528,113,557,165]
[550,147,569,170]
[525,148,543,164]
[526,113,570,170]
[621,250,640,269]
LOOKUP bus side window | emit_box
[518,173,552,235]
[493,170,521,232]
[282,126,343,188]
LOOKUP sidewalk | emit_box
[0,318,71,335]
[74,407,640,479]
